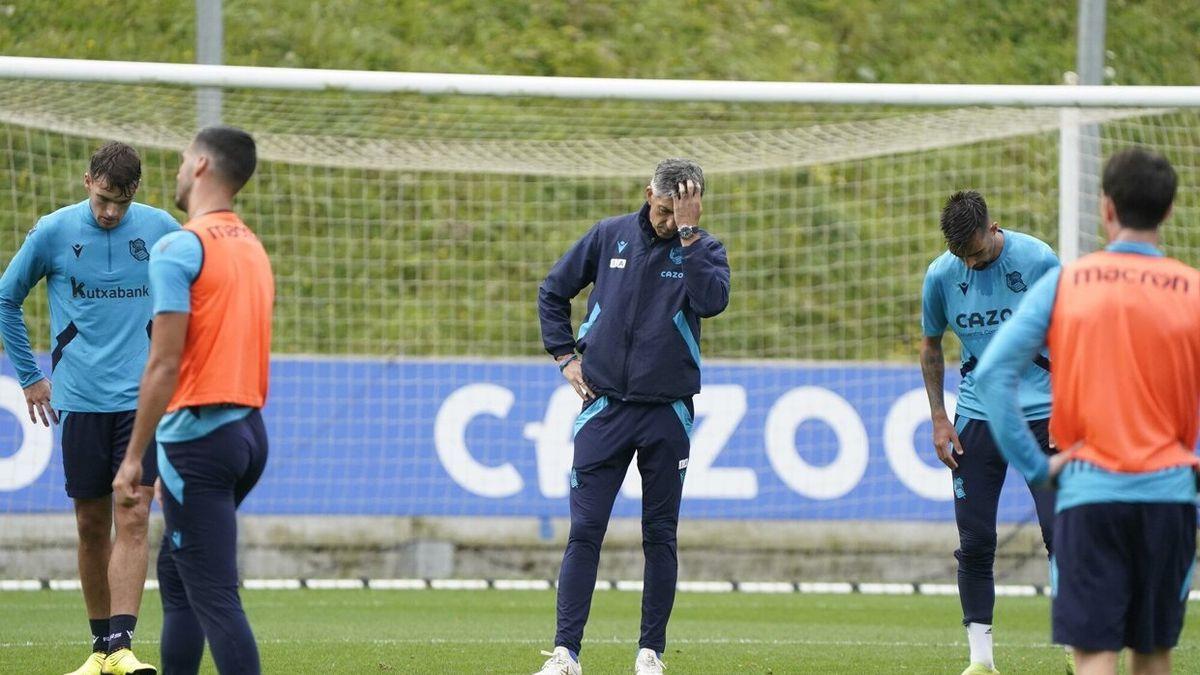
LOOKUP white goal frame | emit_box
[3,56,1199,261]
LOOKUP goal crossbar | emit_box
[2,56,1200,107]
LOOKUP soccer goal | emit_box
[0,57,1197,580]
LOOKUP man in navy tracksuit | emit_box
[533,159,730,675]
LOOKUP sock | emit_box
[967,622,994,668]
[568,649,579,663]
[107,614,137,653]
[89,618,109,654]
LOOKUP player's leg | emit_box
[554,397,636,659]
[157,522,205,675]
[1127,650,1171,675]
[1124,502,1195,675]
[232,410,269,508]
[62,412,115,670]
[105,411,157,657]
[160,420,263,675]
[633,399,691,663]
[1070,650,1120,674]
[951,416,1008,672]
[1052,504,1134,671]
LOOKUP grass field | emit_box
[3,589,1198,673]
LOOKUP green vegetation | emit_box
[0,2,1198,361]
[5,589,1197,673]
[2,1,1198,85]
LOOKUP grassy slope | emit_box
[2,1,1198,84]
[0,2,1198,361]
[6,589,1199,673]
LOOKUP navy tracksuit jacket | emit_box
[537,202,730,655]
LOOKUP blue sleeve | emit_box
[975,267,1061,486]
[149,231,202,315]
[682,234,731,318]
[538,223,602,357]
[1041,245,1061,277]
[921,267,947,337]
[0,225,50,387]
[162,211,183,234]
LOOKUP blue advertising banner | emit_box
[0,356,1042,521]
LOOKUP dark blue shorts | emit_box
[61,410,157,499]
[1052,502,1197,653]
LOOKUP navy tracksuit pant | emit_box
[157,411,268,675]
[555,395,693,655]
[953,415,1056,626]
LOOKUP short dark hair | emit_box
[1102,147,1177,231]
[88,141,141,196]
[194,126,257,192]
[940,190,989,252]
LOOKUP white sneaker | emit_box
[534,647,582,675]
[634,648,666,674]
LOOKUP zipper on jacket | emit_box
[621,235,659,396]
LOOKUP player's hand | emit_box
[932,414,964,470]
[22,379,58,427]
[112,458,143,508]
[673,179,702,247]
[1046,448,1075,486]
[559,357,593,400]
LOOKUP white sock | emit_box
[967,622,994,668]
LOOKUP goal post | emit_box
[0,58,1198,576]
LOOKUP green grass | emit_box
[2,0,1198,85]
[2,589,1199,673]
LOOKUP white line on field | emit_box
[0,637,1077,649]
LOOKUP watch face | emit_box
[679,226,697,240]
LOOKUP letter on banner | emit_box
[765,386,868,500]
[620,385,756,500]
[883,388,956,501]
[683,385,756,499]
[434,384,523,498]
[0,375,53,492]
[523,385,579,498]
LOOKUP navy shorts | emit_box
[1052,502,1197,653]
[61,410,157,499]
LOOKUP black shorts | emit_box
[61,410,157,499]
[1052,501,1197,653]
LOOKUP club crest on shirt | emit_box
[1005,270,1027,293]
[670,246,683,266]
[129,238,150,262]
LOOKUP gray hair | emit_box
[650,158,705,198]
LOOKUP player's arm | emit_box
[113,231,200,506]
[0,224,57,426]
[538,222,601,398]
[675,179,729,318]
[113,312,186,507]
[975,269,1062,487]
[919,270,962,469]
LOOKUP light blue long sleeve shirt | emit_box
[975,241,1198,511]
[0,200,179,411]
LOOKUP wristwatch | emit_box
[678,225,698,241]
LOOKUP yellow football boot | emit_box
[102,648,157,675]
[63,652,105,675]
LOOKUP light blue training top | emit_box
[922,230,1059,421]
[0,200,179,412]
